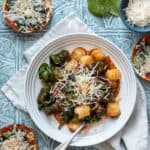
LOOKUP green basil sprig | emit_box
[87,0,119,17]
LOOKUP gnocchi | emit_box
[107,102,120,117]
[71,47,86,61]
[79,55,94,66]
[90,48,105,61]
[105,69,121,80]
[74,105,91,119]
[67,121,81,132]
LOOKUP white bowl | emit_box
[25,33,137,146]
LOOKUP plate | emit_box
[25,33,137,146]
[132,35,150,81]
[2,0,52,33]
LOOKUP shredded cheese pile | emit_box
[125,0,150,26]
[50,63,110,106]
[1,139,32,150]
[4,0,46,24]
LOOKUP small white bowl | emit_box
[25,33,137,146]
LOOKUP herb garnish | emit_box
[87,0,119,17]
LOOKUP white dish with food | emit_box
[25,33,137,146]
[3,0,52,33]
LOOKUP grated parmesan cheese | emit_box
[50,62,110,106]
[3,0,49,31]
[1,138,33,150]
[125,0,150,27]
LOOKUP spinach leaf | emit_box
[50,50,71,66]
[39,63,55,82]
[2,133,11,140]
[87,0,119,17]
[109,0,119,16]
[38,89,56,110]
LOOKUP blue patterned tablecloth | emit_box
[0,0,150,149]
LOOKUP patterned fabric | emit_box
[0,0,149,149]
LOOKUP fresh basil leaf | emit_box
[87,0,119,17]
[87,0,109,17]
[109,0,119,16]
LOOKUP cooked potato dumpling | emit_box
[74,105,91,119]
[71,47,87,61]
[65,59,78,71]
[79,55,94,66]
[105,69,121,80]
[107,102,120,117]
[90,48,105,61]
[67,121,81,132]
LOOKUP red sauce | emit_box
[132,35,150,60]
[145,73,150,79]
[104,56,116,69]
[54,114,63,123]
[115,80,120,97]
[4,18,19,31]
[132,47,139,60]
[4,4,9,11]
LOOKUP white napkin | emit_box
[1,13,148,150]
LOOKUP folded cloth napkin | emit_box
[1,12,148,150]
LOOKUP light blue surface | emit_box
[0,0,149,149]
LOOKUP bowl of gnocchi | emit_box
[25,33,137,146]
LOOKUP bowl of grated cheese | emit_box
[120,0,150,33]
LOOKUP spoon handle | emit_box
[54,124,85,150]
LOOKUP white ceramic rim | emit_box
[25,33,137,146]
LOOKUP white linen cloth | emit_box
[1,12,148,150]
